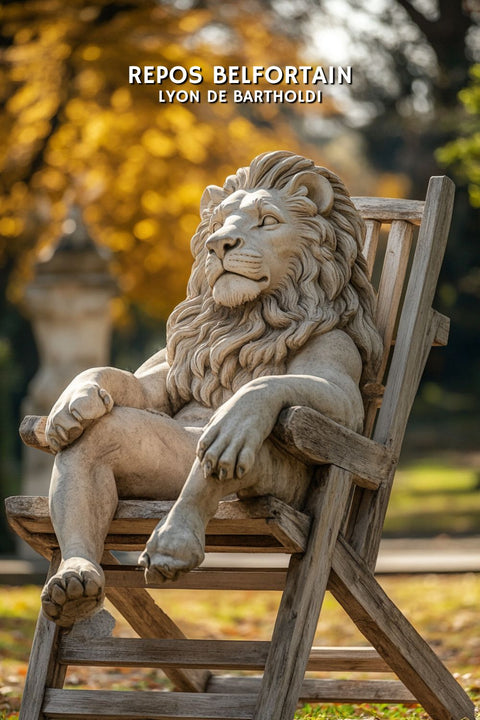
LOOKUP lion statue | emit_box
[40,151,383,626]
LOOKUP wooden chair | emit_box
[6,175,475,720]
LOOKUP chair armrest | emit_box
[19,415,52,454]
[20,409,396,490]
[273,406,396,490]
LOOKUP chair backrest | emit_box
[348,176,455,566]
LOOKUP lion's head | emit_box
[166,151,383,411]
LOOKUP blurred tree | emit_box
[299,0,480,418]
[437,64,480,208]
[0,0,334,320]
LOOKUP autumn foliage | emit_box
[0,1,331,320]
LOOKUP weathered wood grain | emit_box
[19,551,64,720]
[362,219,382,278]
[103,565,288,591]
[19,414,52,453]
[330,538,475,720]
[59,637,390,673]
[5,495,311,554]
[208,676,416,703]
[254,467,352,720]
[375,220,414,377]
[42,689,257,719]
[274,406,395,489]
[349,177,455,566]
[352,196,425,224]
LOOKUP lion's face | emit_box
[204,188,297,308]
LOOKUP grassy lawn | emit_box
[1,574,479,719]
[385,456,480,537]
[1,455,479,718]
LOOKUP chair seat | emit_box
[5,494,311,557]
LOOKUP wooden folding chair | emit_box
[6,175,475,720]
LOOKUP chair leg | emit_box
[330,539,475,720]
[19,551,67,720]
[254,467,353,720]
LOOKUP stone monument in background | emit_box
[20,206,115,557]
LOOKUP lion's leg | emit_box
[42,407,197,626]
[139,440,310,583]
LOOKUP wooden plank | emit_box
[42,689,256,719]
[59,638,270,671]
[104,565,288,591]
[59,637,390,673]
[274,406,394,489]
[207,676,416,703]
[103,552,209,693]
[374,176,455,453]
[72,634,393,675]
[330,539,475,720]
[362,219,381,278]
[352,197,424,225]
[19,551,64,720]
[5,496,309,535]
[375,220,414,378]
[350,177,456,566]
[432,309,450,346]
[254,467,352,720]
[19,414,52,453]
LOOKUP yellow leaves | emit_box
[76,68,105,97]
[111,88,132,111]
[161,105,195,131]
[178,10,211,34]
[142,129,176,158]
[141,190,163,214]
[133,219,160,241]
[0,217,24,237]
[82,45,102,62]
[180,213,200,238]
[1,1,324,321]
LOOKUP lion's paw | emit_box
[138,519,205,584]
[41,558,105,628]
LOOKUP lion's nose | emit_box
[206,234,242,259]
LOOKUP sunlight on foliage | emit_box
[0,0,333,320]
[437,65,480,208]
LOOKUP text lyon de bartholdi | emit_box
[128,65,353,104]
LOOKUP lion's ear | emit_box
[285,171,334,216]
[200,185,225,216]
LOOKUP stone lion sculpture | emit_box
[41,150,383,627]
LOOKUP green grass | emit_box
[1,575,479,719]
[385,458,480,536]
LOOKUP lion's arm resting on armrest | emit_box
[197,330,364,480]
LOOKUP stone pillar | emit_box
[21,207,116,546]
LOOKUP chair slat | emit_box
[59,637,390,673]
[42,689,257,719]
[209,676,416,703]
[352,197,424,224]
[363,220,381,278]
[375,220,414,378]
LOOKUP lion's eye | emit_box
[211,221,223,233]
[260,215,279,227]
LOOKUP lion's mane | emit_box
[166,151,383,412]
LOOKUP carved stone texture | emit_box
[37,152,382,626]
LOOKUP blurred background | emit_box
[1,0,479,554]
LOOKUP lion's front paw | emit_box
[46,383,113,452]
[138,516,205,584]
